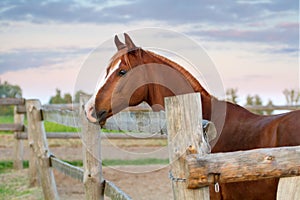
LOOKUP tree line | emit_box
[48,88,89,104]
[226,88,300,115]
[0,80,299,116]
[0,80,22,115]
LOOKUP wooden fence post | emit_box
[13,106,24,170]
[277,176,300,200]
[26,99,59,199]
[80,95,104,200]
[27,102,38,187]
[165,93,210,200]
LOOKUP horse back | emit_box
[276,110,300,146]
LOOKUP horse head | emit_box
[85,33,203,126]
[84,33,146,125]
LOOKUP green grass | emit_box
[0,170,42,200]
[0,115,14,134]
[44,121,78,132]
[0,115,13,123]
[0,115,79,133]
[0,115,119,133]
[0,161,29,174]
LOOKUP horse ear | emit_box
[124,33,136,49]
[114,35,126,50]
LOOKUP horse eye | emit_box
[118,69,127,76]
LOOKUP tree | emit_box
[63,93,72,104]
[74,90,90,103]
[0,80,23,115]
[49,89,72,104]
[253,95,263,107]
[283,89,300,105]
[49,89,64,104]
[0,80,22,98]
[226,88,238,104]
[265,99,274,115]
[246,95,254,106]
[245,94,273,115]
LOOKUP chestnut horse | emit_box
[85,33,300,200]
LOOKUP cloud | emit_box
[0,47,91,74]
[198,24,298,44]
[0,0,297,50]
[0,0,298,77]
[0,0,135,24]
[189,20,299,55]
[0,0,297,25]
[0,56,83,103]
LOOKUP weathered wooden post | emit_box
[165,93,210,200]
[277,176,300,200]
[26,99,59,199]
[27,102,38,187]
[13,106,24,169]
[80,95,104,200]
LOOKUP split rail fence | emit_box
[0,96,132,200]
[1,95,300,199]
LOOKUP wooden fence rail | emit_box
[0,98,25,105]
[245,105,300,111]
[50,156,84,182]
[42,108,79,128]
[0,123,24,131]
[15,131,167,140]
[186,145,300,189]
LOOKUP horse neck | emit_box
[142,50,213,119]
[140,50,260,143]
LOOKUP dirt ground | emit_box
[0,134,173,200]
[55,165,173,200]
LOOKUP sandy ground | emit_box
[54,165,173,200]
[0,135,173,199]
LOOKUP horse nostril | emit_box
[91,109,97,119]
[96,110,107,122]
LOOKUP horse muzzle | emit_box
[96,110,108,124]
[84,103,98,123]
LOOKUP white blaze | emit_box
[96,59,121,92]
[84,59,121,122]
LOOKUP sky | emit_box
[0,0,299,105]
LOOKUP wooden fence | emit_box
[165,93,300,199]
[0,97,131,200]
[1,96,300,199]
[0,98,26,170]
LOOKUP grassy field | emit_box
[0,115,13,123]
[0,169,42,200]
[0,114,169,199]
[0,114,168,166]
[0,115,78,134]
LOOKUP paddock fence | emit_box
[0,98,26,170]
[6,100,298,172]
[1,96,300,199]
[0,96,132,200]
